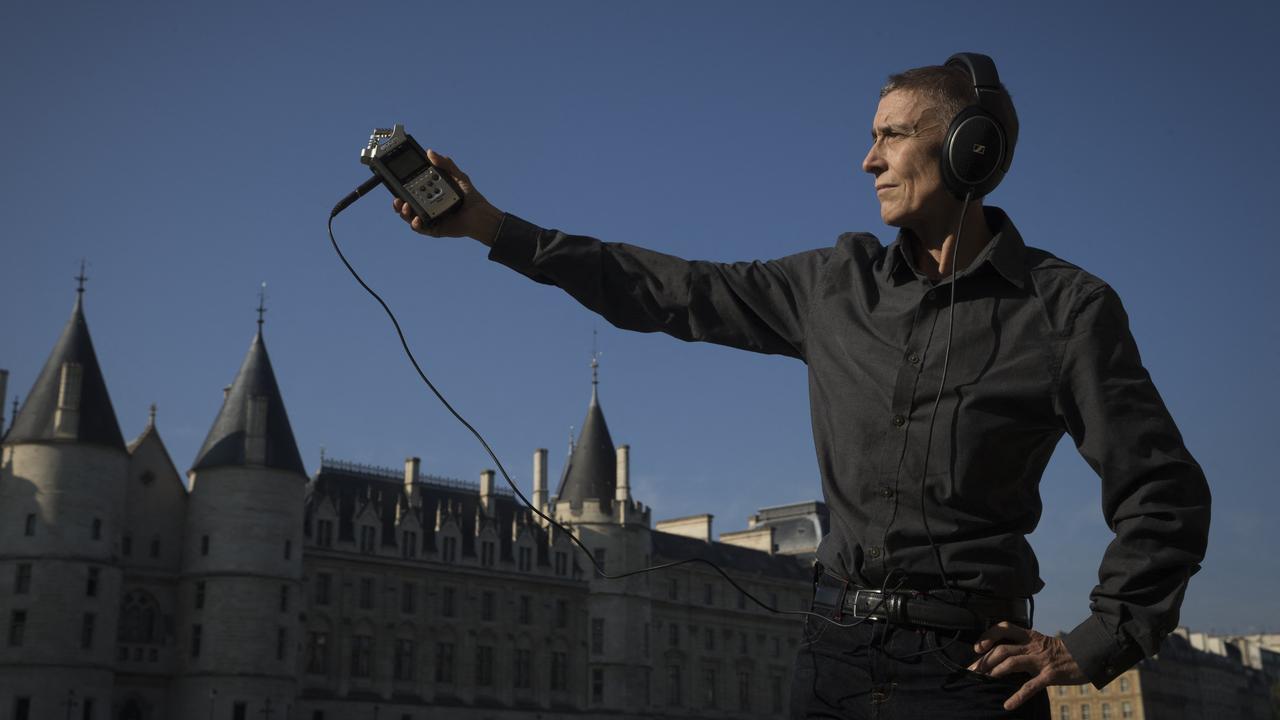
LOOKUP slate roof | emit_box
[555,383,616,512]
[4,294,124,449]
[306,459,553,567]
[650,530,811,582]
[191,328,305,476]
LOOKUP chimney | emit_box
[480,469,495,515]
[0,369,7,434]
[615,444,631,502]
[533,448,548,513]
[404,457,420,498]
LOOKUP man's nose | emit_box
[861,143,884,176]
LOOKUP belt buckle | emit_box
[852,589,883,621]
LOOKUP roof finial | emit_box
[75,259,88,297]
[257,282,267,328]
[148,403,157,427]
[590,328,601,389]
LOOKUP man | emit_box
[391,58,1209,719]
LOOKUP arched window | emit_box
[118,590,161,644]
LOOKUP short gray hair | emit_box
[879,65,979,130]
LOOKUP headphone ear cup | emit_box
[941,106,1007,198]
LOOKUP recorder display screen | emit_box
[385,146,429,183]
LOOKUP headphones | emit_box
[940,52,1019,199]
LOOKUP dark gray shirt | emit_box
[489,207,1210,687]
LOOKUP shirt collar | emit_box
[883,206,1028,290]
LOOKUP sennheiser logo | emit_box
[972,144,987,155]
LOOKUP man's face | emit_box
[861,90,949,228]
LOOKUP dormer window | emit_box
[53,363,83,437]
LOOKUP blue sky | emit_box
[2,1,1277,635]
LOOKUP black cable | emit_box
[327,203,897,630]
[917,189,974,595]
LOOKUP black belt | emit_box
[812,572,1030,632]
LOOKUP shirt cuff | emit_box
[487,213,548,276]
[1062,613,1146,688]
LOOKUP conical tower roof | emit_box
[191,324,304,476]
[5,293,124,449]
[555,358,616,512]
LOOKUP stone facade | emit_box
[0,294,816,720]
[1052,628,1278,720]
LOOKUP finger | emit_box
[988,653,1041,679]
[969,642,1026,673]
[1003,672,1049,712]
[975,622,1028,652]
[427,149,471,186]
[393,197,404,212]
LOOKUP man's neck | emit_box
[905,202,993,281]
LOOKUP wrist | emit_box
[475,205,505,247]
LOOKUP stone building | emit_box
[0,289,817,720]
[1052,628,1277,720]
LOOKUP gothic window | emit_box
[307,632,330,674]
[14,564,31,594]
[280,585,289,612]
[480,540,495,567]
[359,578,374,610]
[481,590,495,621]
[118,590,160,644]
[703,668,717,708]
[8,610,26,647]
[667,664,682,706]
[591,618,604,654]
[550,651,569,691]
[442,535,457,563]
[401,583,415,614]
[316,520,334,548]
[554,551,567,576]
[518,545,532,571]
[513,648,532,689]
[277,627,287,660]
[475,645,494,686]
[394,638,415,681]
[351,635,373,677]
[86,568,99,597]
[80,613,95,649]
[195,581,206,609]
[315,574,331,606]
[359,526,376,554]
[434,642,455,683]
[592,668,604,703]
[401,531,417,559]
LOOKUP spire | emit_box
[5,283,125,449]
[190,300,304,476]
[257,282,267,329]
[554,350,617,512]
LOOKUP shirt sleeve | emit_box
[486,214,831,360]
[1056,285,1211,687]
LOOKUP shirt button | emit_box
[907,352,920,365]
[892,414,906,428]
[879,487,894,499]
[868,546,882,559]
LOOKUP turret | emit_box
[0,276,128,718]
[173,294,305,720]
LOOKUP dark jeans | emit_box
[790,601,1051,719]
